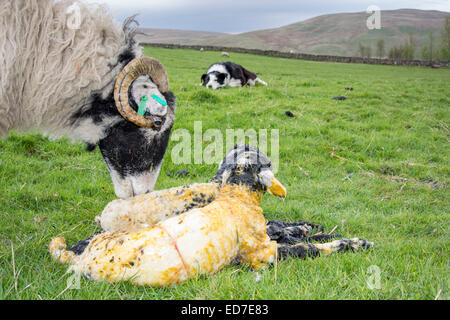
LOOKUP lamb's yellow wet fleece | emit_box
[49,185,276,286]
[98,183,220,233]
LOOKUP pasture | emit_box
[0,47,448,299]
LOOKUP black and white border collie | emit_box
[201,62,267,89]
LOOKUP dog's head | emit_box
[201,72,227,90]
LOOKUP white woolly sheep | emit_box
[0,0,177,198]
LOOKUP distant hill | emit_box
[138,9,449,57]
[136,28,225,45]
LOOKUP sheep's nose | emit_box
[150,105,167,117]
[148,95,168,117]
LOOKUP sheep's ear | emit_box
[201,74,207,84]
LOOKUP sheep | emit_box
[221,51,230,57]
[0,0,176,198]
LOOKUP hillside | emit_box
[138,9,449,57]
[136,28,225,45]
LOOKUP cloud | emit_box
[84,0,450,33]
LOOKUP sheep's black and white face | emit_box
[75,76,176,199]
[97,88,176,199]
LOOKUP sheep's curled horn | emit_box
[114,57,169,127]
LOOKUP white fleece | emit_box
[0,0,140,140]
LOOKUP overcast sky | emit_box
[85,0,450,33]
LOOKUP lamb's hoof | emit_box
[50,237,67,250]
[49,237,67,259]
[352,238,373,250]
[267,220,331,244]
[335,238,373,252]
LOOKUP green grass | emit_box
[0,47,449,300]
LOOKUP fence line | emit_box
[141,42,449,67]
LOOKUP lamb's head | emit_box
[90,57,176,199]
[211,145,286,198]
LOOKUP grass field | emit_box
[0,47,448,300]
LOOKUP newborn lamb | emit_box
[49,146,372,286]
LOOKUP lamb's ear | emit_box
[201,74,207,84]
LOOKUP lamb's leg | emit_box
[49,237,79,264]
[313,238,373,254]
[277,238,373,260]
[277,242,321,259]
[267,220,338,244]
[97,183,220,232]
[49,234,98,263]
